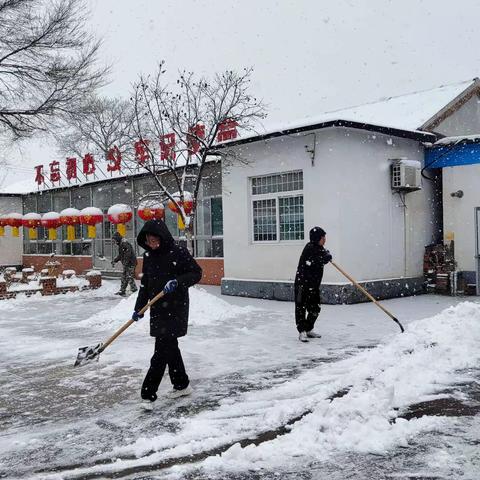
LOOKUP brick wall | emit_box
[23,255,93,275]
[24,255,224,286]
[134,257,224,286]
[195,258,224,285]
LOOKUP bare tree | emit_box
[56,95,135,174]
[0,0,108,140]
[129,63,266,253]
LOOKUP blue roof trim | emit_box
[425,143,480,168]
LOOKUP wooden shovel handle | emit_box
[330,261,404,332]
[101,290,166,352]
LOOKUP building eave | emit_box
[216,119,436,150]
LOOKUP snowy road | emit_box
[0,282,479,479]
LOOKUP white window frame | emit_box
[250,171,304,244]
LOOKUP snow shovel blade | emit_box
[74,342,104,367]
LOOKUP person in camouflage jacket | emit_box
[112,231,138,296]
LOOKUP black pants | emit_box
[141,337,189,401]
[295,283,321,333]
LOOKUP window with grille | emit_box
[251,171,304,242]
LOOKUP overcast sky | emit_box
[4,0,480,187]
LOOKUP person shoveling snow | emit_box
[133,220,202,410]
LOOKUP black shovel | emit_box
[74,290,165,367]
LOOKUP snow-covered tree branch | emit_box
[0,0,109,140]
[55,95,135,172]
[129,63,266,253]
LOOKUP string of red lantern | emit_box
[3,199,179,241]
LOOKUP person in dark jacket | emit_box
[294,226,332,342]
[132,220,202,410]
[111,231,138,296]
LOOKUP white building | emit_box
[220,79,480,302]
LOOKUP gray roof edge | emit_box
[216,119,436,150]
[420,78,480,130]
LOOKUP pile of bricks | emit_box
[0,268,102,300]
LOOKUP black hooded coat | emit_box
[294,227,331,287]
[134,220,202,338]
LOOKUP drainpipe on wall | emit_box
[397,191,408,277]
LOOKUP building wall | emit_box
[23,255,93,273]
[135,257,223,285]
[0,195,23,266]
[435,95,480,136]
[222,127,437,284]
[442,164,480,272]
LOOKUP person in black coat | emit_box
[294,226,332,342]
[132,220,202,409]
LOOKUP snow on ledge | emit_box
[86,270,102,277]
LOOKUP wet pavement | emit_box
[0,284,478,479]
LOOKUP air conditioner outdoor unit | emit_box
[390,159,422,191]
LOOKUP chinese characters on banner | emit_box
[217,119,238,142]
[83,153,96,175]
[107,146,122,172]
[160,133,176,161]
[34,165,44,185]
[187,124,205,156]
[33,120,237,186]
[49,161,60,183]
[66,158,77,180]
[134,139,150,165]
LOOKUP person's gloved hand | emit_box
[132,311,144,322]
[163,279,178,294]
[324,250,333,263]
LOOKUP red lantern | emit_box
[60,208,80,241]
[138,199,165,221]
[22,213,42,240]
[79,207,103,239]
[167,192,194,230]
[107,204,132,236]
[41,212,61,240]
[167,192,194,215]
[5,213,23,237]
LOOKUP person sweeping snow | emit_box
[294,226,332,342]
[132,219,202,410]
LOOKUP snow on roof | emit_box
[0,177,38,195]
[0,169,136,195]
[434,133,480,146]
[301,79,476,131]
[228,79,477,145]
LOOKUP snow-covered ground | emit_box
[0,281,479,479]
